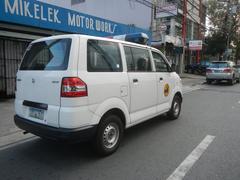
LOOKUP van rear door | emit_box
[15,37,77,127]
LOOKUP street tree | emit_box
[206,0,240,60]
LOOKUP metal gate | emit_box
[0,38,30,98]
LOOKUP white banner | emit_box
[189,40,203,50]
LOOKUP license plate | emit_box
[214,70,221,73]
[29,107,44,120]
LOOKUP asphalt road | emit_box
[0,81,240,180]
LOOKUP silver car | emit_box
[206,61,240,85]
[236,65,240,74]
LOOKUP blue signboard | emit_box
[0,0,151,38]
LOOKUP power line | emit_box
[186,0,216,26]
[134,0,210,32]
[135,0,178,17]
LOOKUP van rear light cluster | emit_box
[206,69,212,73]
[223,68,232,73]
[61,77,88,97]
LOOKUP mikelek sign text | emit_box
[0,0,149,37]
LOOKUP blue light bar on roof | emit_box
[112,33,149,45]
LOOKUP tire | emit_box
[167,95,182,120]
[229,78,234,85]
[94,114,124,156]
[206,79,212,84]
[237,78,240,83]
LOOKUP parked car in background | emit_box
[206,61,240,85]
[236,65,240,74]
[185,60,210,75]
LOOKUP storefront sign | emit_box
[0,0,150,37]
[189,40,202,50]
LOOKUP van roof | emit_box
[32,34,160,52]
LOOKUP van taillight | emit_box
[206,69,212,73]
[223,68,232,73]
[61,77,88,97]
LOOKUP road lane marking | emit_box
[166,135,216,180]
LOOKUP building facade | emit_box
[0,0,152,98]
[152,0,207,71]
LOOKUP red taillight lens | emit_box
[206,69,212,73]
[61,77,88,97]
[223,68,232,73]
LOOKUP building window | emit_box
[71,0,85,5]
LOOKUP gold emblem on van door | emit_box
[164,83,170,97]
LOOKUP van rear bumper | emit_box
[14,115,97,143]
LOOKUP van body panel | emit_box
[156,72,176,112]
[14,34,183,145]
[89,97,131,126]
[15,36,79,128]
[59,106,95,129]
[128,73,158,123]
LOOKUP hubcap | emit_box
[103,123,119,149]
[173,101,180,116]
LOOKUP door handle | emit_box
[159,77,163,81]
[133,79,138,83]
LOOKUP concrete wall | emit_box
[38,0,152,30]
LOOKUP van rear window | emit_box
[20,38,72,70]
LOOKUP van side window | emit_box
[124,47,135,71]
[124,46,152,72]
[87,40,122,72]
[152,51,170,72]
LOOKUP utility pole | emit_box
[151,0,156,33]
[180,0,187,74]
[225,0,232,60]
[197,0,202,64]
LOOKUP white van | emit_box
[14,34,182,156]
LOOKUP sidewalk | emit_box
[180,73,206,86]
[0,99,34,148]
[0,99,19,137]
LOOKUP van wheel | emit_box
[94,114,123,156]
[206,79,212,84]
[167,95,182,120]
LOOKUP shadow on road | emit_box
[0,115,173,179]
[206,80,239,86]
